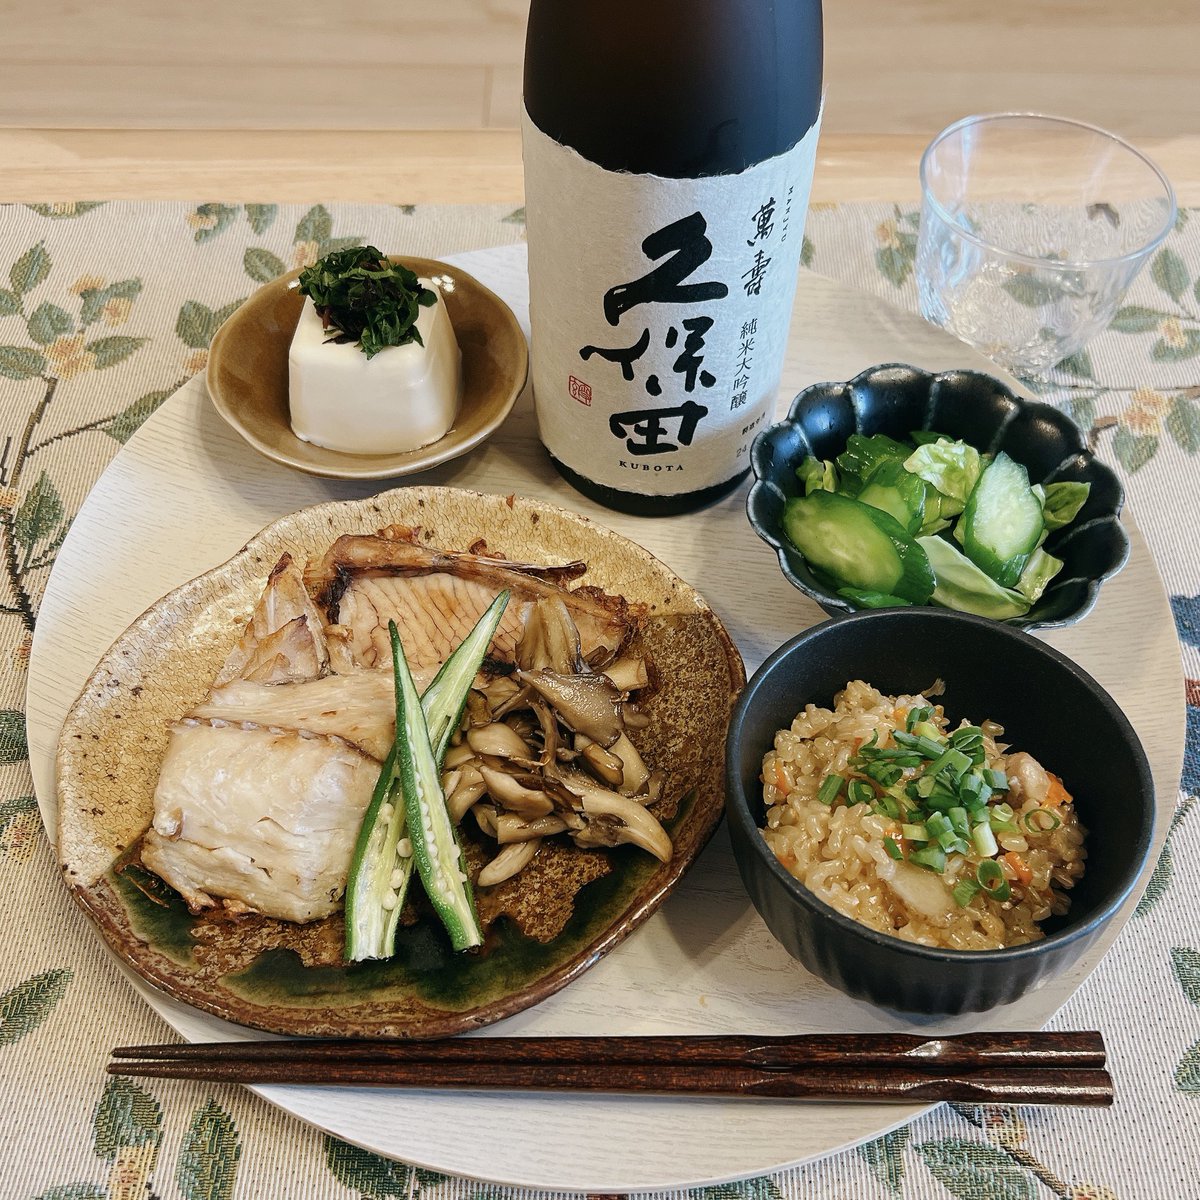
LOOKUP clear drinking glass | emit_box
[916,113,1176,376]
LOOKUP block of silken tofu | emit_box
[287,280,462,454]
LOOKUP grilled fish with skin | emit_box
[138,526,641,924]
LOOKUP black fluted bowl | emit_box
[747,363,1129,630]
[724,609,1155,1014]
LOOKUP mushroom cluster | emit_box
[439,597,670,886]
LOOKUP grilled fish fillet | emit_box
[308,527,632,673]
[140,524,638,925]
[140,722,379,922]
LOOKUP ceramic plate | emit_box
[206,256,527,480]
[55,487,743,1038]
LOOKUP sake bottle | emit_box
[522,0,824,515]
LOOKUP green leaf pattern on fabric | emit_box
[243,247,286,284]
[92,1077,163,1157]
[26,302,74,346]
[0,968,72,1046]
[176,1100,241,1200]
[857,1126,910,1195]
[101,388,176,444]
[0,711,29,765]
[917,1139,1037,1200]
[0,345,47,379]
[323,1135,414,1198]
[1137,798,1197,916]
[10,244,52,295]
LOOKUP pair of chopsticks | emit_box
[109,1030,1112,1106]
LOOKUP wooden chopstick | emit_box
[111,1030,1105,1071]
[108,1033,1113,1106]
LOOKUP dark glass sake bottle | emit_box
[522,0,824,516]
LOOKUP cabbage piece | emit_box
[904,438,983,516]
[1041,481,1091,531]
[1015,546,1064,603]
[795,455,839,496]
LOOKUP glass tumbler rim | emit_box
[919,111,1178,272]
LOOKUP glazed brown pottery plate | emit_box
[56,487,744,1038]
[206,257,528,480]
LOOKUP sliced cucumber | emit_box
[857,460,927,533]
[919,535,1031,620]
[783,491,934,603]
[344,591,509,961]
[960,452,1044,587]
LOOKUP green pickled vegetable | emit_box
[960,451,1045,587]
[918,535,1031,620]
[857,459,927,533]
[835,433,910,493]
[903,438,983,515]
[782,491,935,603]
[1041,481,1091,530]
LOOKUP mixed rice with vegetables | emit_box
[760,680,1086,950]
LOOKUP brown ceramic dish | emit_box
[206,256,528,480]
[56,487,744,1038]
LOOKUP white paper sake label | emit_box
[522,104,822,498]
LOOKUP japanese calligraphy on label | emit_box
[523,103,822,497]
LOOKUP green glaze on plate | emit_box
[56,489,741,1038]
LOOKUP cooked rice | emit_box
[761,680,1086,950]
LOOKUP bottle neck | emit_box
[523,0,823,178]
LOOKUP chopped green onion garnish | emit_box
[877,793,901,819]
[927,747,972,780]
[971,822,999,858]
[864,761,904,788]
[905,705,934,732]
[950,725,983,745]
[883,836,904,860]
[909,845,947,873]
[923,788,959,813]
[958,772,992,807]
[925,811,951,837]
[952,878,981,907]
[1023,807,1062,833]
[976,858,1011,900]
[901,822,928,842]
[948,806,970,836]
[985,768,1010,791]
[892,731,947,759]
[912,721,943,742]
[847,779,875,806]
[989,802,1019,833]
[817,774,844,806]
[936,829,969,854]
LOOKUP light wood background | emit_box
[4,0,1199,205]
[5,0,1198,138]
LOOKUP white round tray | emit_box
[25,243,1183,1193]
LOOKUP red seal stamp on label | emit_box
[568,376,592,406]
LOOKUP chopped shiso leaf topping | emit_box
[296,244,438,359]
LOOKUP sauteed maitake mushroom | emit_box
[442,596,669,886]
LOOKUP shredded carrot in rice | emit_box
[1045,773,1072,807]
[1003,851,1033,886]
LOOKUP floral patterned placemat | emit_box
[1,200,1197,1200]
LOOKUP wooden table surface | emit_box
[3,128,1199,206]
